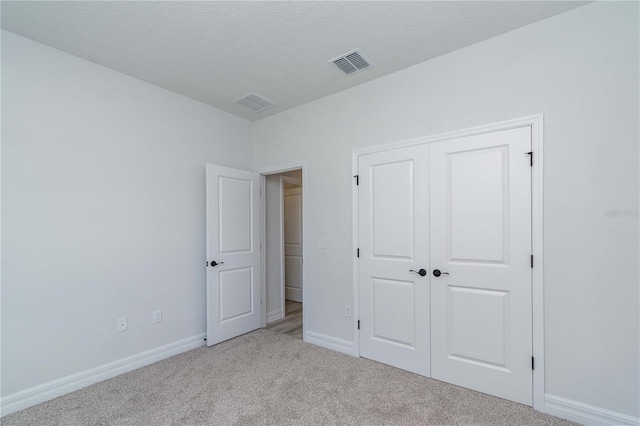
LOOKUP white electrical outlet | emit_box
[153,310,162,323]
[345,305,352,318]
[117,317,127,332]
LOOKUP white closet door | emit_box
[429,127,533,405]
[358,144,431,376]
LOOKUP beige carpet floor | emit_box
[2,329,577,425]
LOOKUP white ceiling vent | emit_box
[234,93,276,113]
[329,49,372,75]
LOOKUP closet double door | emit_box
[357,126,532,406]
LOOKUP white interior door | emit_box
[284,184,303,302]
[206,164,261,346]
[358,144,431,376]
[429,127,532,405]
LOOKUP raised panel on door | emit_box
[284,188,302,256]
[447,286,509,368]
[358,144,430,376]
[285,256,302,288]
[219,268,254,323]
[284,255,302,302]
[219,177,253,254]
[372,278,415,348]
[430,127,532,405]
[448,147,508,264]
[206,164,261,346]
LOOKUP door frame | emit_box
[257,161,307,342]
[351,115,544,410]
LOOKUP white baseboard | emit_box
[305,330,356,356]
[1,333,206,417]
[285,287,302,303]
[544,394,639,426]
[266,309,284,324]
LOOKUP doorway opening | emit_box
[263,168,304,340]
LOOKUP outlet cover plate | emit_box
[117,317,127,332]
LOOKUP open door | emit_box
[283,179,303,303]
[206,164,261,346]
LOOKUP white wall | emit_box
[1,31,253,396]
[253,2,639,418]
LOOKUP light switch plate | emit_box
[316,237,327,249]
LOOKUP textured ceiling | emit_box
[1,1,588,121]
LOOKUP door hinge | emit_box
[354,174,359,185]
[532,356,535,370]
[525,151,533,167]
[357,248,360,258]
[531,255,534,268]
[357,320,360,330]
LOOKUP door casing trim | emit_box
[351,115,544,410]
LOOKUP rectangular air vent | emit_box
[234,93,276,112]
[329,49,371,75]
